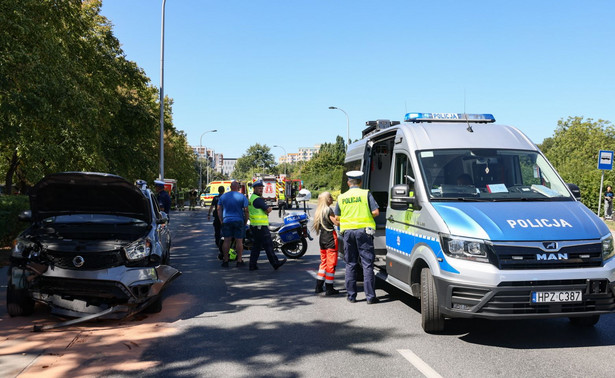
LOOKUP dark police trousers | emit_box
[343,229,376,301]
[249,226,281,268]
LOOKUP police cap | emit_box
[154,180,165,187]
[252,180,264,188]
[346,170,364,180]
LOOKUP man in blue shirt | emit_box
[217,181,249,267]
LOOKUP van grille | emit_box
[492,243,602,270]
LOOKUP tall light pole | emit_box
[328,106,350,146]
[273,145,287,177]
[158,0,167,180]
[199,129,217,193]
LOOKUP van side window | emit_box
[394,153,414,189]
[342,160,362,193]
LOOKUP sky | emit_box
[100,0,615,162]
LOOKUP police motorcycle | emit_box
[241,189,313,259]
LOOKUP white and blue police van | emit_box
[344,113,615,333]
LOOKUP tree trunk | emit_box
[4,149,19,195]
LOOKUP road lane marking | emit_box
[398,349,443,378]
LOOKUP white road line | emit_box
[398,349,443,378]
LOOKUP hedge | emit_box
[0,195,30,247]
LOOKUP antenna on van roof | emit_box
[464,89,473,133]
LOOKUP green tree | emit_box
[0,0,197,192]
[233,144,276,181]
[298,136,346,194]
[539,116,615,212]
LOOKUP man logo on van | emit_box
[537,253,568,261]
[506,218,573,229]
[341,196,363,205]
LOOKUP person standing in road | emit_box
[313,191,340,295]
[217,181,249,267]
[335,171,380,304]
[154,180,171,218]
[248,180,287,271]
[208,185,226,258]
[605,185,613,220]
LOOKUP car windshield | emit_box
[417,148,574,202]
[42,214,148,225]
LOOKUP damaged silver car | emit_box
[7,172,181,326]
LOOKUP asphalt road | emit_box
[3,206,615,377]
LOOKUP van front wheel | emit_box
[420,268,444,333]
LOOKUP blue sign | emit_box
[598,150,614,170]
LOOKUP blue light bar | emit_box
[404,113,495,123]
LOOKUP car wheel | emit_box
[420,268,444,333]
[6,268,35,317]
[569,315,600,327]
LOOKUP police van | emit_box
[344,112,615,333]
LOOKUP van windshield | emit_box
[417,149,574,202]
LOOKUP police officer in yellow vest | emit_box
[335,171,380,304]
[278,185,287,218]
[248,180,287,271]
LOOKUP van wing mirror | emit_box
[566,183,581,201]
[390,184,421,211]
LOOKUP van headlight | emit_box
[125,239,152,261]
[441,235,491,263]
[602,235,614,261]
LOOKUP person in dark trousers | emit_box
[208,185,226,258]
[313,191,340,295]
[248,180,287,271]
[335,171,380,304]
[154,180,171,219]
[217,181,249,268]
[605,185,613,220]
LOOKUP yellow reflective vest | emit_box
[249,194,269,226]
[338,188,376,232]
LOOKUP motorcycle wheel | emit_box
[281,237,308,259]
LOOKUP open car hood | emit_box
[29,172,151,223]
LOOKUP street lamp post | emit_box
[328,106,350,146]
[199,129,217,194]
[159,0,167,180]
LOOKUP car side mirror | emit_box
[18,210,32,222]
[390,184,421,211]
[566,183,581,201]
[157,212,169,224]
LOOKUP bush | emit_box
[0,195,30,247]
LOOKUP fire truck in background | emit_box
[257,175,278,208]
[277,177,303,209]
[250,175,303,209]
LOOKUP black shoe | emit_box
[236,261,245,267]
[315,280,325,294]
[325,283,339,296]
[347,296,356,303]
[274,258,287,270]
[221,261,229,268]
[217,252,223,260]
[249,265,258,271]
[366,297,380,304]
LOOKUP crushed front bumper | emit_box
[24,264,181,318]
